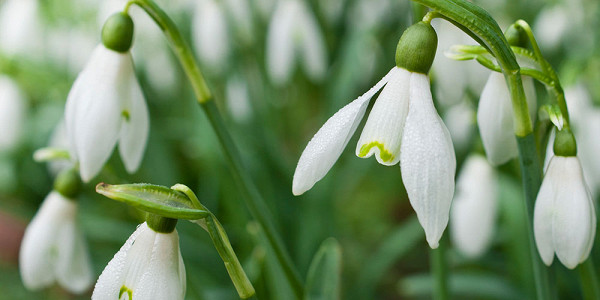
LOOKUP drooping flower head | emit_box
[65,12,149,182]
[293,21,456,248]
[534,128,596,269]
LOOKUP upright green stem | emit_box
[126,0,303,297]
[431,237,449,300]
[578,258,600,300]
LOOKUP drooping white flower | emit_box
[450,155,498,258]
[0,76,26,152]
[293,67,456,248]
[443,101,474,153]
[65,44,149,182]
[266,0,328,85]
[192,0,230,72]
[0,0,43,56]
[477,72,536,166]
[19,191,93,293]
[226,76,253,123]
[534,155,596,269]
[92,222,186,300]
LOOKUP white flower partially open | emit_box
[19,191,93,294]
[92,222,186,300]
[450,155,497,258]
[477,72,536,166]
[534,156,596,269]
[65,44,149,182]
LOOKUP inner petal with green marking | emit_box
[358,141,395,163]
[119,285,133,300]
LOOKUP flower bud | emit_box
[554,128,577,157]
[101,12,134,52]
[504,23,527,47]
[395,21,438,74]
[53,167,81,199]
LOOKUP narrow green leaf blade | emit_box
[304,238,342,300]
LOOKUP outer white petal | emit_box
[357,67,410,166]
[123,225,157,297]
[266,0,296,85]
[92,223,148,300]
[533,162,555,266]
[66,45,131,182]
[135,231,186,300]
[296,0,328,82]
[477,72,516,166]
[450,155,497,258]
[55,218,93,293]
[19,192,76,290]
[118,55,149,174]
[293,68,396,195]
[192,0,230,71]
[0,0,43,56]
[400,73,456,249]
[0,76,26,151]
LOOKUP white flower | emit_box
[192,0,230,72]
[266,0,328,85]
[450,155,498,258]
[293,66,456,248]
[477,72,536,166]
[92,222,186,300]
[19,191,93,293]
[0,76,26,152]
[0,0,43,56]
[65,44,149,182]
[534,156,596,269]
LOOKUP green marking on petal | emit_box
[358,141,394,162]
[119,285,133,300]
[122,110,130,122]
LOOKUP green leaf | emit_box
[96,183,209,220]
[304,238,342,300]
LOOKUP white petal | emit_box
[0,76,26,151]
[55,218,93,293]
[400,73,456,249]
[92,223,149,300]
[533,160,556,266]
[19,192,76,290]
[450,155,497,258]
[266,0,296,85]
[296,0,328,82]
[292,67,396,195]
[192,0,230,71]
[477,72,517,166]
[134,231,186,300]
[67,45,130,182]
[118,57,149,174]
[356,67,410,166]
[123,225,157,296]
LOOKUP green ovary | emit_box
[358,141,394,162]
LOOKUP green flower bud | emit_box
[395,21,438,74]
[54,168,82,199]
[146,213,178,233]
[505,24,527,47]
[554,128,577,157]
[102,12,134,53]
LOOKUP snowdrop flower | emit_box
[266,0,328,85]
[192,0,230,72]
[0,0,43,56]
[534,129,596,269]
[293,22,455,248]
[477,72,536,165]
[0,76,26,152]
[92,221,186,300]
[450,155,497,258]
[65,13,149,182]
[19,169,93,293]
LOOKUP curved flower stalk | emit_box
[450,155,497,258]
[192,0,230,72]
[19,190,93,294]
[266,0,328,85]
[92,222,186,300]
[477,72,536,166]
[0,76,26,152]
[0,0,43,56]
[294,22,455,248]
[65,13,149,182]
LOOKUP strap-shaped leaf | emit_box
[305,238,342,300]
[96,183,209,220]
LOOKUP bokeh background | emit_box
[0,0,599,299]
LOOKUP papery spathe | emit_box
[65,44,149,182]
[92,222,186,300]
[19,191,93,293]
[534,156,596,269]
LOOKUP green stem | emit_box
[126,0,304,298]
[431,237,449,300]
[578,259,600,300]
